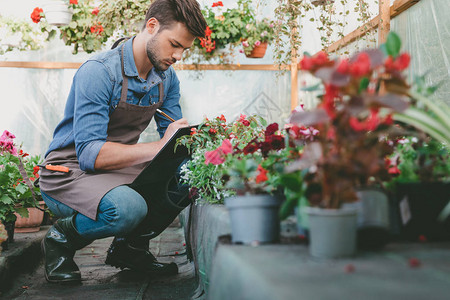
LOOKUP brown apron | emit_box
[40,45,164,220]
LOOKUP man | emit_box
[39,0,207,283]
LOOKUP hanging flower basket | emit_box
[245,42,268,59]
[42,0,73,26]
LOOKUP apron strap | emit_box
[120,45,129,104]
[158,82,164,104]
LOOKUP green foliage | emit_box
[387,137,450,188]
[0,136,43,222]
[0,15,48,55]
[383,31,402,58]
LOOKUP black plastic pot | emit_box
[392,182,450,241]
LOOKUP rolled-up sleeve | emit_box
[72,61,114,172]
[155,69,182,138]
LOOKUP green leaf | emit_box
[15,206,29,218]
[385,32,402,58]
[0,195,14,205]
[301,83,321,92]
[359,77,370,93]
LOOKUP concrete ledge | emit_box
[180,203,231,296]
[0,226,49,294]
[209,242,450,300]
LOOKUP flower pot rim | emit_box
[304,206,357,216]
[225,194,280,208]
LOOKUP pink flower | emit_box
[221,139,232,154]
[254,41,261,46]
[205,149,224,165]
[242,41,249,47]
[239,49,244,53]
[1,130,15,141]
[204,139,232,165]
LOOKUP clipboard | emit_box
[131,125,198,187]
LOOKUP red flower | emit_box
[299,51,330,71]
[345,264,355,273]
[33,165,40,178]
[388,166,401,175]
[205,26,213,37]
[219,114,226,122]
[265,123,279,137]
[336,58,350,74]
[418,235,427,242]
[321,84,338,119]
[265,135,284,151]
[209,128,217,135]
[243,142,259,154]
[19,149,29,158]
[69,0,78,5]
[349,108,380,132]
[408,257,421,268]
[299,56,314,71]
[348,52,371,77]
[90,24,104,35]
[92,7,99,15]
[190,128,197,136]
[385,53,411,72]
[30,7,43,23]
[212,1,224,7]
[255,165,268,183]
[199,36,216,53]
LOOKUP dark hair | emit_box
[143,0,207,38]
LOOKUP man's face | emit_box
[146,22,195,71]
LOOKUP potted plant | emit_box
[0,130,43,246]
[287,32,412,258]
[32,0,113,54]
[0,15,48,55]
[240,18,274,58]
[386,136,450,242]
[177,114,295,244]
[41,0,74,26]
[203,120,295,244]
[185,0,274,64]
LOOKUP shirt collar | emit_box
[123,36,167,81]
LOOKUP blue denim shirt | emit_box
[45,37,182,173]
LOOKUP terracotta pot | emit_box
[14,201,45,233]
[245,42,268,58]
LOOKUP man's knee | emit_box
[100,186,147,235]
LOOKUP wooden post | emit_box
[378,0,391,44]
[290,26,299,110]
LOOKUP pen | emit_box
[156,109,176,122]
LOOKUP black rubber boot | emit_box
[105,235,178,275]
[42,215,92,283]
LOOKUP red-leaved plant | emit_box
[288,32,411,209]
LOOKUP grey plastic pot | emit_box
[225,194,280,244]
[305,207,357,258]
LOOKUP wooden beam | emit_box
[326,0,420,53]
[291,27,299,110]
[390,0,421,18]
[378,0,391,44]
[0,61,289,71]
[327,16,380,53]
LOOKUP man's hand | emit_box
[94,118,189,171]
[160,118,189,144]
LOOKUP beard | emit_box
[146,35,175,72]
